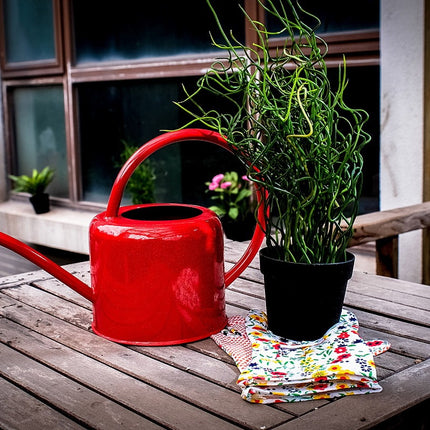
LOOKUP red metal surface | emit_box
[90,203,227,345]
[0,232,93,301]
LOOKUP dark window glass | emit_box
[328,66,380,213]
[267,0,379,34]
[77,78,244,204]
[12,86,69,198]
[72,0,245,64]
[3,0,55,63]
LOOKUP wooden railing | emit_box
[348,201,430,284]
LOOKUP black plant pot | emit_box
[259,247,355,341]
[222,213,255,242]
[30,193,50,214]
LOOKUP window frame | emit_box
[0,0,380,211]
[0,0,64,78]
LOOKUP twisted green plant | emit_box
[176,0,370,263]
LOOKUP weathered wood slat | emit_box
[275,358,430,430]
[2,259,430,428]
[348,308,430,352]
[351,271,430,298]
[373,351,417,374]
[8,269,430,357]
[0,281,327,419]
[347,282,430,312]
[0,343,163,430]
[0,318,244,430]
[349,202,430,246]
[345,290,430,326]
[0,291,292,429]
[358,325,430,361]
[5,270,429,366]
[0,377,85,430]
[3,261,429,426]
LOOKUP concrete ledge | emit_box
[0,201,97,254]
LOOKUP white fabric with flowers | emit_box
[211,309,390,403]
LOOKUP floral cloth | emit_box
[211,309,390,403]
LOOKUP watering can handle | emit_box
[106,128,265,287]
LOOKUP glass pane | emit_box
[77,78,244,204]
[328,66,380,213]
[3,0,55,63]
[267,0,379,34]
[73,0,244,64]
[12,86,69,198]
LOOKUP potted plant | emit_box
[118,140,156,204]
[175,0,370,340]
[206,171,254,241]
[9,166,55,214]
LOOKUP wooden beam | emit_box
[349,202,430,247]
[348,202,430,283]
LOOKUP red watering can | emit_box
[0,129,265,345]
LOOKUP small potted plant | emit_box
[175,0,371,340]
[206,171,254,241]
[118,141,156,204]
[9,166,55,214]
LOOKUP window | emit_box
[11,85,69,198]
[0,0,380,212]
[0,0,63,76]
[72,0,244,64]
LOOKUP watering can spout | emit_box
[0,232,93,302]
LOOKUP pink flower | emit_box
[208,182,218,190]
[242,175,249,181]
[211,174,224,184]
[220,181,232,189]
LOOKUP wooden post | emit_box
[423,0,430,284]
[423,228,430,284]
[375,236,399,278]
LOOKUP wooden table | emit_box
[1,240,429,429]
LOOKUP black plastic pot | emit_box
[222,213,255,242]
[30,193,50,214]
[259,247,355,341]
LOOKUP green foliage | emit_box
[175,0,370,263]
[119,141,156,204]
[206,171,252,221]
[9,166,54,196]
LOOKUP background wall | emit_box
[380,0,425,282]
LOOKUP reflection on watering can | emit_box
[0,129,265,346]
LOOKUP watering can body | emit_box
[90,203,227,345]
[0,129,265,346]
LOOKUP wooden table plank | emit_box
[275,358,430,430]
[345,290,430,326]
[0,290,293,429]
[0,343,163,430]
[1,252,430,429]
[351,271,430,299]
[0,377,86,430]
[0,318,244,430]
[347,307,430,345]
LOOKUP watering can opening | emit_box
[121,204,203,221]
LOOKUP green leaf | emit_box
[228,207,239,220]
[209,206,226,217]
[236,188,252,202]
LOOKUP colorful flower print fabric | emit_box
[211,309,390,404]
